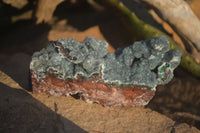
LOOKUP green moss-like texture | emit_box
[30,36,181,88]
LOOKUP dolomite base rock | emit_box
[31,72,155,107]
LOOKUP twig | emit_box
[175,112,200,121]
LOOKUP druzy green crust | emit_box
[30,36,181,89]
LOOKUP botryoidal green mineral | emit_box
[30,36,181,89]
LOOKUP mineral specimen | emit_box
[30,36,181,107]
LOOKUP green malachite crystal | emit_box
[30,36,181,89]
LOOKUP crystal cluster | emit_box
[30,36,181,107]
